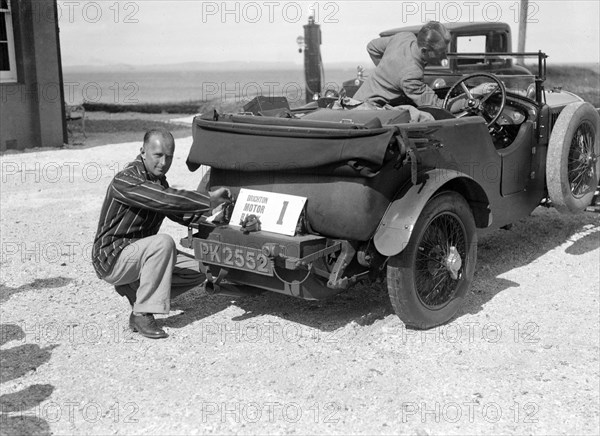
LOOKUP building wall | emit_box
[1,0,65,151]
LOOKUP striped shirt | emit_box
[92,155,210,278]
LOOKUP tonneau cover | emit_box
[186,113,399,172]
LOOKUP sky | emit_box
[56,0,600,67]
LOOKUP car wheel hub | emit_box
[444,246,462,280]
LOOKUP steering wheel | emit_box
[443,73,506,128]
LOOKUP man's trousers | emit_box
[103,234,205,314]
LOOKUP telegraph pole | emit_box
[517,0,528,65]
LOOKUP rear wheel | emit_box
[386,192,477,329]
[547,102,600,213]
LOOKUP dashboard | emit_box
[492,104,526,125]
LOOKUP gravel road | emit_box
[1,138,598,435]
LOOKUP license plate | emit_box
[198,240,273,276]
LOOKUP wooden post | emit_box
[517,0,528,66]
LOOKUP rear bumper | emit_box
[182,223,346,300]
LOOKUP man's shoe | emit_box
[129,313,168,339]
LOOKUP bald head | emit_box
[140,128,175,178]
[143,128,175,151]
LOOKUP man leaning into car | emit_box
[92,128,229,339]
[354,21,451,107]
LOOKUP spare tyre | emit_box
[546,102,600,213]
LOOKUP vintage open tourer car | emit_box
[181,51,599,329]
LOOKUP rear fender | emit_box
[373,169,491,257]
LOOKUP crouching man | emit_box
[92,128,229,339]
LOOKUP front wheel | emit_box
[386,192,477,329]
[546,102,600,213]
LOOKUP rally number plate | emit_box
[198,240,273,276]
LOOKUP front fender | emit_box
[374,169,490,257]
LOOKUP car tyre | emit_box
[386,192,477,329]
[547,102,600,213]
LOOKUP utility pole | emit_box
[517,0,528,65]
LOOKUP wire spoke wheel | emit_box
[547,102,600,213]
[387,192,477,329]
[414,213,466,308]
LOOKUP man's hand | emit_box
[205,187,233,223]
[209,187,231,205]
[206,201,232,223]
[470,82,498,97]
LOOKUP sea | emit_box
[62,67,361,107]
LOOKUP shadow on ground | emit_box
[0,324,57,436]
[0,277,74,305]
